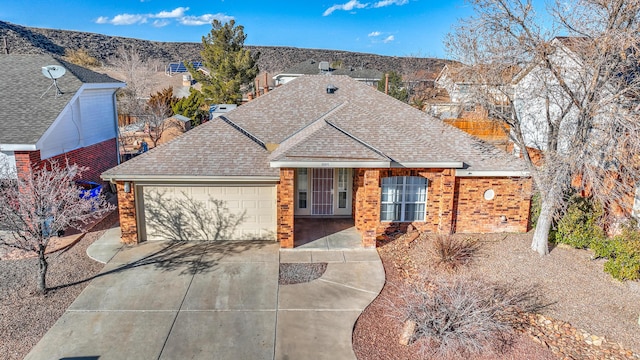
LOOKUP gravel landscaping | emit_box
[353,232,640,360]
[279,262,327,285]
[0,211,118,360]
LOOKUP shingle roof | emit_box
[103,75,525,180]
[102,117,278,178]
[0,54,123,145]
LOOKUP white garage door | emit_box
[140,185,277,241]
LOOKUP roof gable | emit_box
[102,117,278,178]
[0,54,124,145]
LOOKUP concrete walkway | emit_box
[25,230,385,360]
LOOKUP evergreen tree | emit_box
[189,20,259,105]
[172,88,208,126]
[378,71,408,103]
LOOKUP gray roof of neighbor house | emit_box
[0,54,124,145]
[103,75,526,180]
[276,59,382,80]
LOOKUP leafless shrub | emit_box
[394,275,546,358]
[63,48,100,67]
[431,235,481,271]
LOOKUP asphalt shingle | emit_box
[104,75,525,179]
[0,54,123,145]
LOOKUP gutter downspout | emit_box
[112,91,121,165]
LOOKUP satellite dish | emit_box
[41,65,66,79]
[40,65,66,98]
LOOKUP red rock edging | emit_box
[523,313,639,360]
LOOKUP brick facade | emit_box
[112,167,532,247]
[13,138,118,185]
[350,168,532,247]
[453,177,532,233]
[277,168,295,248]
[116,181,138,245]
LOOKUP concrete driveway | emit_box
[25,232,385,360]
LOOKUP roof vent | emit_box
[326,84,338,94]
[319,61,330,71]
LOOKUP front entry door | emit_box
[312,168,334,215]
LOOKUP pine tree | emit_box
[189,20,259,105]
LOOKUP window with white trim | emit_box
[297,168,308,209]
[380,176,427,222]
[338,168,349,209]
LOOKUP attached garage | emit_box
[138,184,277,241]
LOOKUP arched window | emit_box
[380,176,428,222]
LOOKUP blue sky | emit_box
[2,0,475,58]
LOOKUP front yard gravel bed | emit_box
[0,213,117,360]
[353,232,640,359]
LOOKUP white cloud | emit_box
[111,14,147,25]
[383,35,395,43]
[154,7,189,19]
[95,8,233,27]
[179,13,234,26]
[323,0,368,16]
[152,20,170,28]
[373,0,409,8]
[368,31,381,37]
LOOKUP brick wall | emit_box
[13,138,118,185]
[453,177,532,233]
[277,168,295,248]
[353,168,532,244]
[353,169,381,247]
[116,181,138,245]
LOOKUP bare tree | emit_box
[446,0,640,255]
[0,162,114,293]
[142,97,179,148]
[109,46,157,116]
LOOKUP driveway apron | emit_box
[25,240,280,360]
[25,235,385,360]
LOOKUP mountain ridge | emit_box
[0,21,451,78]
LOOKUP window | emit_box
[381,176,427,222]
[338,169,349,208]
[297,168,308,209]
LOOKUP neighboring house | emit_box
[512,36,640,220]
[273,59,382,87]
[0,54,125,183]
[430,64,511,149]
[511,37,584,151]
[102,75,532,248]
[119,114,194,161]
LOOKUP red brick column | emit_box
[438,168,456,234]
[14,151,42,180]
[360,169,381,248]
[116,181,138,245]
[353,169,365,232]
[277,168,295,248]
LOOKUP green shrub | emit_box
[529,192,541,228]
[553,196,640,281]
[601,223,640,281]
[555,195,605,249]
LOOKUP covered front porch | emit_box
[293,217,363,250]
[277,167,383,249]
